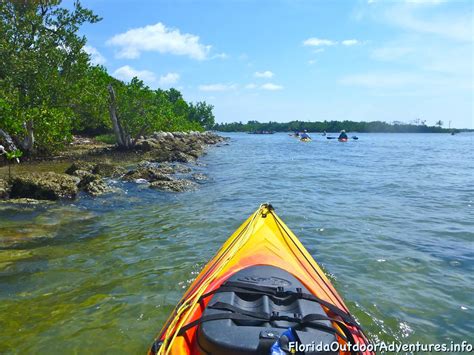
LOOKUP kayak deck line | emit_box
[150,204,373,354]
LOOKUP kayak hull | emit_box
[150,205,372,354]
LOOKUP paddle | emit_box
[327,136,359,140]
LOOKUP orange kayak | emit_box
[149,204,373,355]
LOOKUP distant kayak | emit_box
[149,204,373,355]
[328,136,355,141]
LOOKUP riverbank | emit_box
[0,131,227,203]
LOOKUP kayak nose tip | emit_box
[260,203,274,217]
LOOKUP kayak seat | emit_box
[197,265,337,355]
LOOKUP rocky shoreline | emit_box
[0,131,227,202]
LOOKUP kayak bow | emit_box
[149,204,372,355]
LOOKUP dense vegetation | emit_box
[214,120,457,133]
[0,1,214,155]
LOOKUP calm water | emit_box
[1,133,473,353]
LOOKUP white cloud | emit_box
[404,0,445,5]
[342,39,360,46]
[303,38,336,46]
[371,39,473,78]
[245,83,285,90]
[367,3,473,42]
[254,70,274,78]
[393,9,471,42]
[212,52,229,59]
[107,22,211,60]
[339,71,472,94]
[158,72,180,86]
[308,59,316,65]
[368,0,444,6]
[113,65,156,84]
[339,73,419,88]
[84,45,106,65]
[303,38,362,48]
[261,83,284,91]
[371,45,414,60]
[198,83,237,92]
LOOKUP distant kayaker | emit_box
[322,131,327,136]
[300,130,311,139]
[338,130,348,140]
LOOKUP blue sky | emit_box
[78,0,473,128]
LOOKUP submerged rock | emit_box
[0,198,55,205]
[135,138,163,151]
[169,151,196,163]
[149,179,197,192]
[135,131,226,162]
[122,166,173,182]
[66,161,125,179]
[65,161,95,175]
[78,173,112,196]
[159,162,192,174]
[0,132,225,203]
[192,173,208,182]
[10,172,79,200]
[91,162,126,178]
[0,178,10,199]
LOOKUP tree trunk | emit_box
[107,84,130,148]
[0,129,19,152]
[20,119,35,152]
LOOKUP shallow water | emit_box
[0,133,473,353]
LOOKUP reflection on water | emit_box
[1,133,473,353]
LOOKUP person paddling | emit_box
[300,130,311,140]
[338,130,348,140]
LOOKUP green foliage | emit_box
[29,107,73,152]
[4,148,22,179]
[95,133,116,145]
[0,0,100,153]
[109,79,205,147]
[5,149,22,161]
[188,102,215,130]
[214,120,450,133]
[0,1,214,154]
[114,78,158,140]
[71,65,111,134]
[165,88,183,104]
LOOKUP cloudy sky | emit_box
[79,0,473,128]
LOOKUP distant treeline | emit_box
[214,120,461,133]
